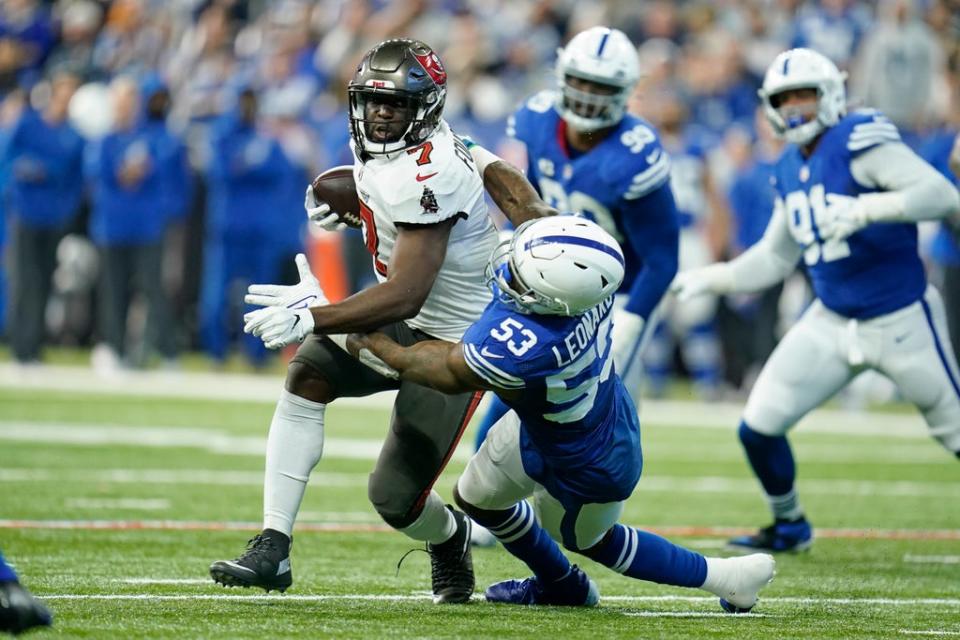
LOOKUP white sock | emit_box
[398,490,457,545]
[768,489,804,521]
[701,557,731,595]
[262,390,326,537]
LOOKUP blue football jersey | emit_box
[773,110,926,319]
[461,294,642,504]
[508,91,672,293]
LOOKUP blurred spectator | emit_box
[718,107,786,391]
[640,89,726,400]
[679,31,758,144]
[851,0,948,141]
[920,129,960,365]
[143,73,192,356]
[0,0,55,92]
[200,88,295,366]
[2,72,83,364]
[85,75,179,370]
[44,0,103,81]
[0,0,954,386]
[790,0,870,69]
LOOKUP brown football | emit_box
[310,165,363,229]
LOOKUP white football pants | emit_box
[457,411,624,551]
[744,285,960,452]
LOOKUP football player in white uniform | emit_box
[672,48,960,552]
[210,39,535,603]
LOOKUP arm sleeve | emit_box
[620,183,680,318]
[460,317,527,390]
[850,142,960,223]
[725,198,802,293]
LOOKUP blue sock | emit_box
[474,396,510,451]
[472,501,571,583]
[685,321,721,388]
[586,524,706,587]
[0,551,18,582]
[738,421,796,497]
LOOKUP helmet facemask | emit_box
[349,85,444,155]
[765,86,823,146]
[759,48,848,147]
[485,217,625,317]
[556,73,629,132]
[485,234,571,316]
[553,27,640,133]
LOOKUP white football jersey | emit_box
[351,120,498,341]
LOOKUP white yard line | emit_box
[3,519,958,541]
[65,498,170,511]
[36,593,960,607]
[0,468,367,487]
[0,362,928,435]
[1,462,956,499]
[117,579,210,585]
[903,555,960,565]
[0,423,405,461]
[622,612,770,618]
[899,631,960,637]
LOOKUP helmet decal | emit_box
[413,50,447,87]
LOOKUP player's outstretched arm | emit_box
[460,137,556,225]
[821,142,960,242]
[346,332,492,395]
[482,160,557,225]
[672,200,801,300]
[309,218,456,334]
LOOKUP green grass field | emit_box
[1,384,958,639]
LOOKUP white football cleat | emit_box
[703,553,775,613]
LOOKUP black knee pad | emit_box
[367,471,420,529]
[284,360,333,403]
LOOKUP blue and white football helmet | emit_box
[758,48,847,146]
[487,217,625,316]
[555,26,640,132]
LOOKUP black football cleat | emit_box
[427,507,475,604]
[209,530,292,593]
[0,580,53,635]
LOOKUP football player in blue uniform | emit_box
[472,26,680,454]
[672,48,960,552]
[0,550,52,634]
[348,216,774,611]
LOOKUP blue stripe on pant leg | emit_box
[921,299,960,400]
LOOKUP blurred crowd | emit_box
[0,0,958,394]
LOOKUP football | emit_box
[310,165,363,229]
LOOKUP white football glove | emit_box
[609,309,645,371]
[305,185,347,232]
[670,264,734,302]
[245,253,329,310]
[819,193,867,243]
[244,306,315,350]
